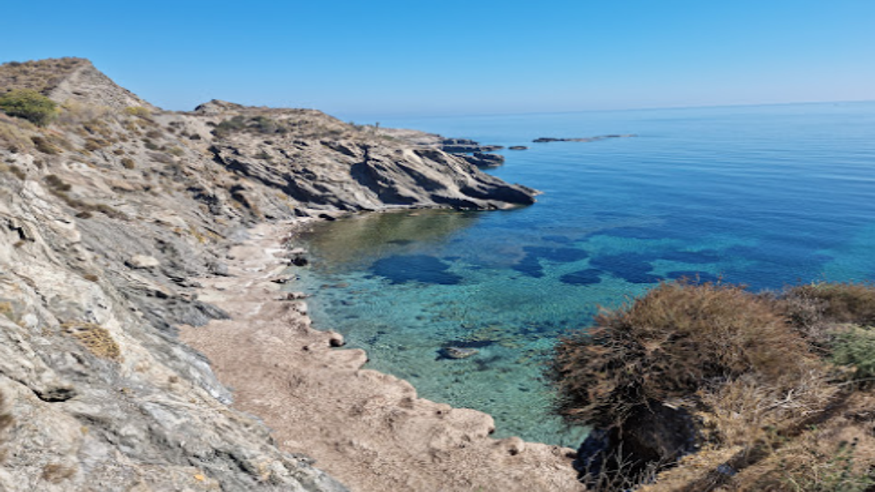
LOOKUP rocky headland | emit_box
[0,58,579,491]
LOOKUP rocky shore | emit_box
[0,58,578,491]
[181,221,581,492]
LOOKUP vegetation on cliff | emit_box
[0,89,58,126]
[550,280,875,491]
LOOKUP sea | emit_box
[291,102,875,448]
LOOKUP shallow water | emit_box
[293,102,875,447]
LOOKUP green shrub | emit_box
[549,281,815,427]
[832,327,875,385]
[0,89,58,126]
[123,106,151,119]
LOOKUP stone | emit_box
[439,346,479,359]
[127,255,160,269]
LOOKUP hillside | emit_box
[0,58,575,491]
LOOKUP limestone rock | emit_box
[127,255,160,269]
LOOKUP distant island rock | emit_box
[509,146,528,150]
[440,138,504,153]
[533,134,637,143]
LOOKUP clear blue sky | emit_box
[2,0,873,119]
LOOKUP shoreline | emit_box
[180,219,583,492]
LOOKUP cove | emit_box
[294,102,875,446]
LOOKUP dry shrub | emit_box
[730,391,875,492]
[62,322,122,362]
[0,58,88,94]
[0,115,35,151]
[31,135,59,154]
[787,282,875,328]
[550,282,817,428]
[42,463,77,483]
[696,370,838,450]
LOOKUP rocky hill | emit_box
[0,58,557,491]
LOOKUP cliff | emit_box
[0,58,567,491]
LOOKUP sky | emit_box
[1,0,874,119]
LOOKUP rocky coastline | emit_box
[0,58,579,491]
[180,220,581,492]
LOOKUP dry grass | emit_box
[41,463,77,483]
[0,301,14,320]
[62,322,122,362]
[0,115,35,152]
[31,135,60,154]
[0,389,13,437]
[783,282,875,329]
[0,58,88,95]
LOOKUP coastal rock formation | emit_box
[0,58,573,491]
[461,151,505,168]
[533,134,637,143]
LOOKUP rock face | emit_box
[461,151,506,168]
[0,58,546,490]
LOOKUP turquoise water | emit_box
[293,102,875,447]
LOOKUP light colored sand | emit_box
[180,221,584,492]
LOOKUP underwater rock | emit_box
[439,346,479,359]
[370,255,462,285]
[560,269,603,285]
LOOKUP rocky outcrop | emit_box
[533,134,637,143]
[461,151,506,168]
[0,58,551,491]
[439,138,503,153]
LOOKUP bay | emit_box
[294,102,875,447]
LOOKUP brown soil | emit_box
[180,221,584,492]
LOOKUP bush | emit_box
[44,174,71,192]
[832,327,875,385]
[213,116,247,138]
[31,135,59,154]
[123,106,151,119]
[549,281,815,427]
[120,157,135,169]
[0,89,58,126]
[787,282,875,327]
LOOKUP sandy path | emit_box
[180,221,584,492]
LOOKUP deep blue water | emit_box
[293,102,875,447]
